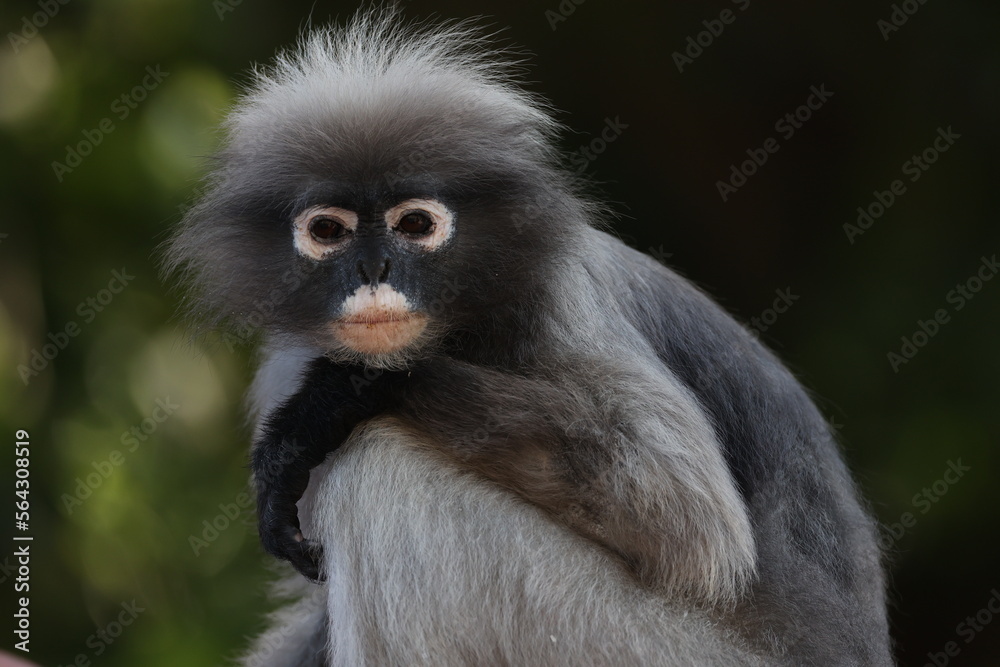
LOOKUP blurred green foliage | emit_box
[0,1,997,665]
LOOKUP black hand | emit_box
[254,444,325,581]
[251,357,404,581]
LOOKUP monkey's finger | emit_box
[260,522,324,582]
[257,516,300,557]
[288,540,325,584]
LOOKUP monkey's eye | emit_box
[384,199,453,250]
[395,211,434,236]
[309,216,349,242]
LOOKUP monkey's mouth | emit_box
[340,313,416,325]
[334,285,429,354]
[333,311,429,354]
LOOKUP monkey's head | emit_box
[165,11,590,368]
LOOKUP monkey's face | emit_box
[281,191,466,365]
[168,69,573,364]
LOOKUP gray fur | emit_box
[238,577,328,667]
[305,418,769,666]
[166,8,892,666]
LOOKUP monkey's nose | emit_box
[358,257,391,285]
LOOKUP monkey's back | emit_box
[584,230,892,664]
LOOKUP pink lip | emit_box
[339,314,414,325]
[332,311,429,355]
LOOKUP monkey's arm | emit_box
[399,356,755,602]
[252,357,400,581]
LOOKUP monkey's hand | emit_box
[252,429,325,582]
[251,356,403,582]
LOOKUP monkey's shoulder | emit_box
[582,230,757,358]
[583,231,840,488]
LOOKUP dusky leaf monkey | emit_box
[166,9,892,666]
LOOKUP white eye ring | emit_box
[292,206,358,260]
[385,198,454,250]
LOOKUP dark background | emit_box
[1,1,997,665]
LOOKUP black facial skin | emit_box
[288,190,447,331]
[252,175,556,351]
